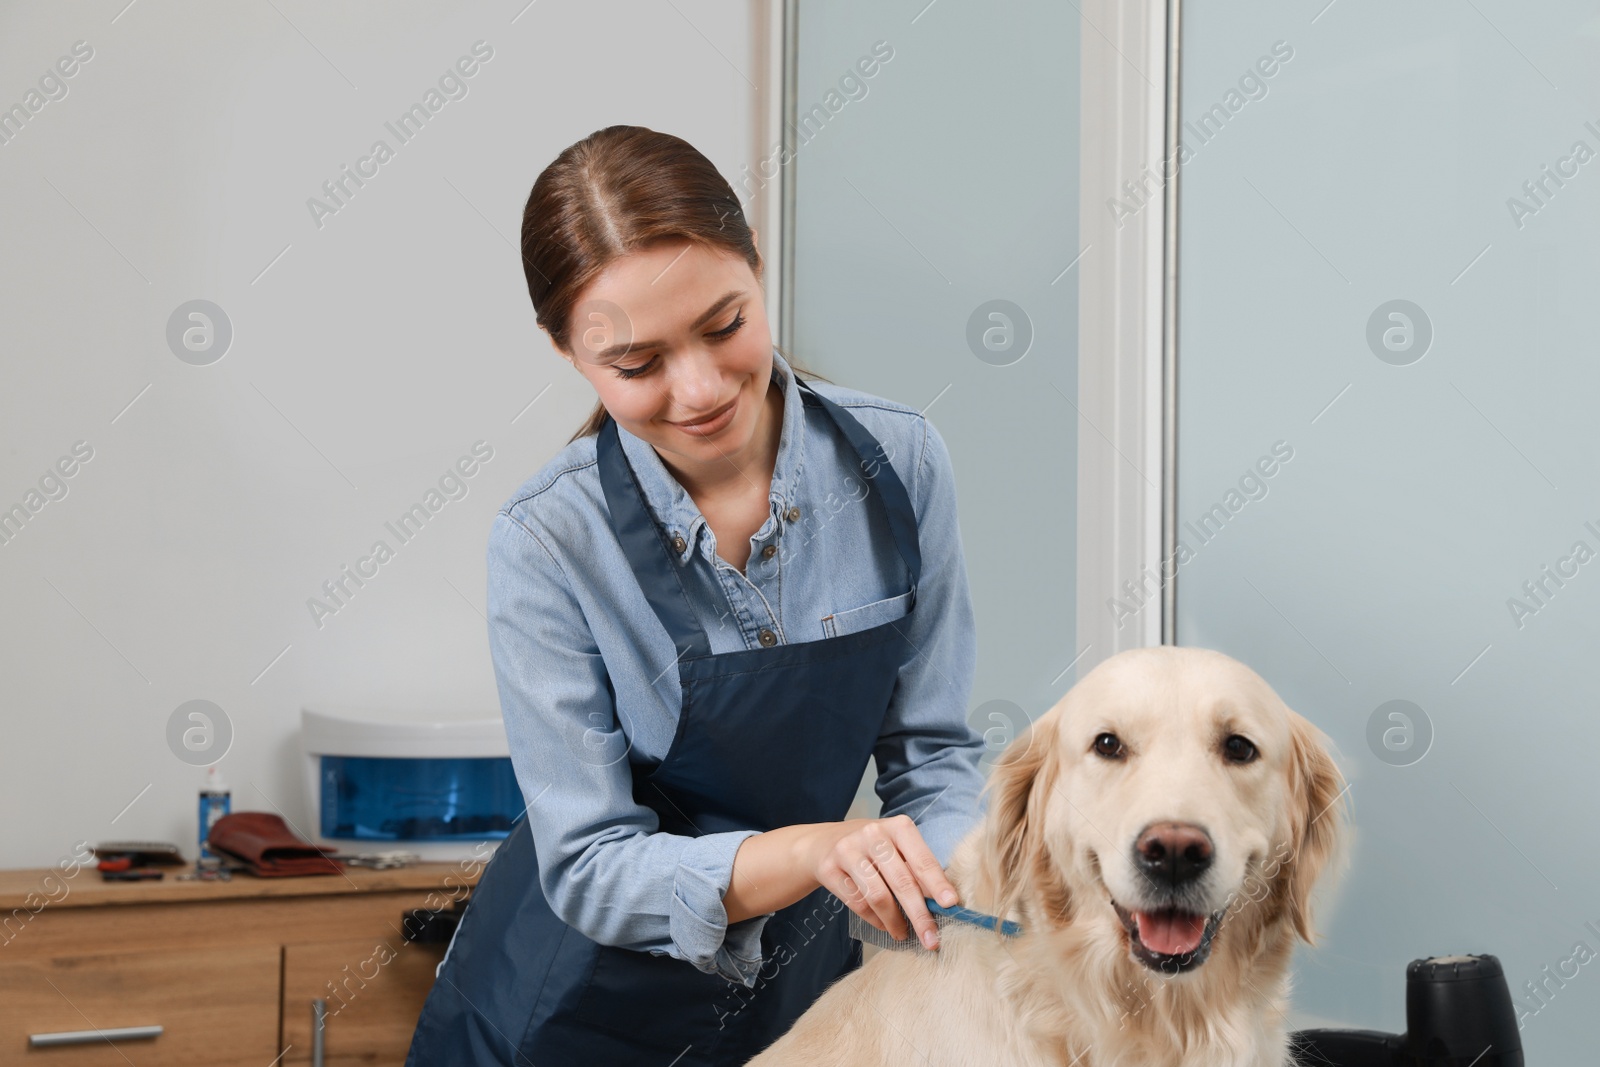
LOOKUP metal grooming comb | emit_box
[847,896,1024,953]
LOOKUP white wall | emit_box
[0,0,770,868]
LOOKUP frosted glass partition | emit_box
[789,3,1080,803]
[1176,2,1599,1056]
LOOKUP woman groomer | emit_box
[406,125,989,1066]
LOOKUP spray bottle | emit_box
[198,765,231,860]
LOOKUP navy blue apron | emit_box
[406,378,924,1066]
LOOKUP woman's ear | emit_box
[1276,709,1350,945]
[976,711,1068,926]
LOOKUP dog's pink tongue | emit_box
[1135,910,1205,955]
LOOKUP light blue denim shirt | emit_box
[485,347,989,988]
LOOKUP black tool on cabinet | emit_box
[1288,954,1523,1067]
[401,893,472,944]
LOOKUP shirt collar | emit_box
[614,346,808,565]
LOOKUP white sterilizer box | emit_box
[301,705,520,862]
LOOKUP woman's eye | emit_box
[613,355,657,380]
[1092,732,1124,759]
[709,310,745,339]
[1223,735,1258,763]
[611,311,743,380]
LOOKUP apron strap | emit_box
[595,376,923,658]
[795,378,923,593]
[597,417,714,661]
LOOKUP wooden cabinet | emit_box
[281,939,454,1065]
[0,945,280,1065]
[0,863,480,1066]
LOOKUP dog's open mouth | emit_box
[1110,899,1224,973]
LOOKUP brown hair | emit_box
[519,125,830,443]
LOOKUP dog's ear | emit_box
[976,711,1068,925]
[1278,709,1349,945]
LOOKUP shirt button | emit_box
[785,506,801,522]
[671,535,686,553]
[758,628,777,647]
[761,544,777,560]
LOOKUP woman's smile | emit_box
[672,395,738,436]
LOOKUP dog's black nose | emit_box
[1134,822,1213,886]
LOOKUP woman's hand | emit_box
[799,815,959,950]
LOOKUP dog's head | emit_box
[973,646,1348,977]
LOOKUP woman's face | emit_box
[559,236,774,480]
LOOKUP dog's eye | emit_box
[1224,735,1258,763]
[1092,732,1124,759]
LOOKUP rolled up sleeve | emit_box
[871,418,989,870]
[673,833,770,985]
[487,510,775,986]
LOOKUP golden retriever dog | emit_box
[747,646,1351,1067]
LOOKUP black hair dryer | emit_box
[1289,954,1524,1067]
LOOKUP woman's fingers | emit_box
[867,849,936,947]
[813,822,896,937]
[830,830,911,941]
[888,814,960,908]
[822,816,965,950]
[854,819,941,949]
[848,849,911,941]
[877,816,953,948]
[838,877,885,934]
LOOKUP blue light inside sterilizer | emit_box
[319,755,520,841]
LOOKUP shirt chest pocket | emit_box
[820,588,914,639]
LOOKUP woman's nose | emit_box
[665,346,726,408]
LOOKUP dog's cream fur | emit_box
[747,646,1351,1067]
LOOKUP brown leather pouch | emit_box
[207,812,344,877]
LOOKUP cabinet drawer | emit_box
[281,938,448,1066]
[0,944,279,1066]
